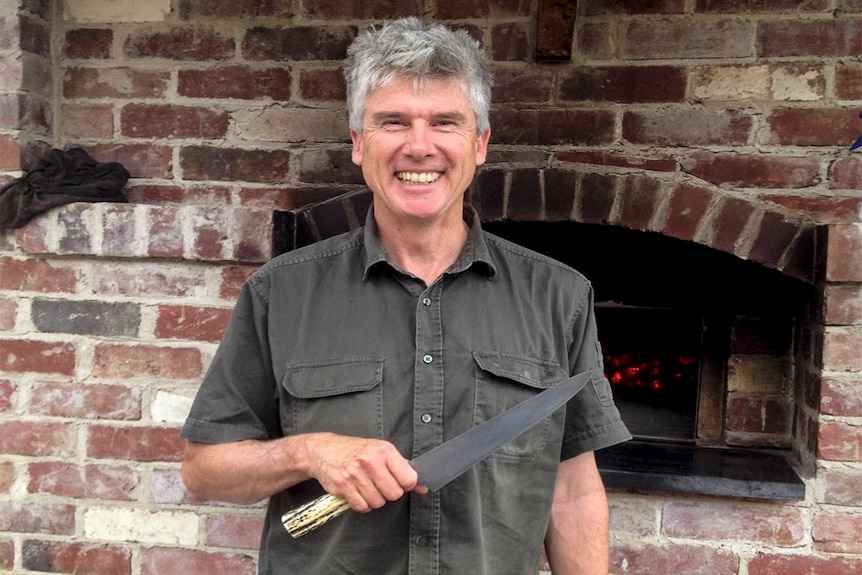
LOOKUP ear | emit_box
[350,130,363,166]
[475,128,491,166]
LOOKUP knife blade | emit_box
[281,370,592,538]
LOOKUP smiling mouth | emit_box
[396,171,441,184]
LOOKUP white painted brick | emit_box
[152,390,193,423]
[63,0,171,23]
[84,507,198,545]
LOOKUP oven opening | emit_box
[597,306,702,443]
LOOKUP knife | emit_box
[281,370,592,538]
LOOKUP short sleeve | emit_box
[560,283,631,459]
[181,278,282,444]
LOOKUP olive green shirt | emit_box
[182,207,630,575]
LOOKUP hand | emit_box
[304,433,429,512]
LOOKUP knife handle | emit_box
[281,493,350,538]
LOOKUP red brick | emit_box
[624,109,752,146]
[155,305,232,342]
[19,15,50,56]
[64,28,112,59]
[821,467,862,506]
[0,134,20,170]
[561,66,687,103]
[824,330,862,372]
[758,19,862,57]
[100,203,137,258]
[238,186,344,211]
[748,210,802,269]
[87,425,184,462]
[624,19,754,59]
[813,512,862,553]
[178,66,290,100]
[91,265,208,298]
[726,395,788,434]
[29,382,141,420]
[60,103,114,139]
[821,376,862,417]
[556,151,677,172]
[206,514,265,549]
[577,24,615,61]
[121,104,229,139]
[0,339,76,375]
[27,462,139,501]
[492,68,554,104]
[827,224,862,282]
[22,540,131,574]
[180,146,291,184]
[0,502,76,535]
[830,157,862,191]
[664,183,714,241]
[86,144,173,179]
[63,67,169,99]
[92,344,202,380]
[0,539,10,570]
[618,174,665,231]
[141,547,256,575]
[490,109,615,145]
[0,298,16,331]
[664,501,804,546]
[584,0,685,14]
[0,421,76,457]
[0,461,14,493]
[306,0,420,18]
[818,421,862,462]
[178,0,295,19]
[492,22,530,61]
[186,206,229,261]
[836,63,862,100]
[0,379,14,411]
[825,285,862,326]
[220,266,257,300]
[748,554,862,575]
[609,542,739,575]
[580,173,619,225]
[146,205,184,259]
[696,0,829,11]
[0,256,77,293]
[710,197,756,254]
[767,108,861,147]
[242,26,355,61]
[124,27,234,60]
[683,152,820,188]
[761,193,862,225]
[299,68,346,102]
[234,208,274,263]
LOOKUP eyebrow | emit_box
[369,111,470,124]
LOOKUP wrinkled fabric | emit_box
[0,147,129,230]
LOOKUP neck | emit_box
[376,213,469,286]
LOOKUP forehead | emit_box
[365,75,471,109]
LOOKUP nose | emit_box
[403,122,433,158]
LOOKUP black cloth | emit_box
[0,147,129,230]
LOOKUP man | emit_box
[181,17,630,575]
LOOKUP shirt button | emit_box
[420,413,432,424]
[416,536,430,547]
[422,354,433,364]
[422,297,432,307]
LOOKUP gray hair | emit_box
[344,18,493,134]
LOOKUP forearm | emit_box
[181,435,317,504]
[544,453,610,575]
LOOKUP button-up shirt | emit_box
[182,206,630,575]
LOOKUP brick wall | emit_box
[0,1,860,574]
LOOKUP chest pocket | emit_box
[282,358,384,439]
[472,351,567,462]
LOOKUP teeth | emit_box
[396,172,440,184]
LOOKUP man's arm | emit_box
[544,451,610,575]
[181,433,426,510]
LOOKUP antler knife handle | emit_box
[281,493,350,538]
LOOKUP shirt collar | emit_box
[362,204,498,281]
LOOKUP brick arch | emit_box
[280,169,818,285]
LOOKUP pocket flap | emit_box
[472,351,564,389]
[283,358,384,399]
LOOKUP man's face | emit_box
[351,76,491,228]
